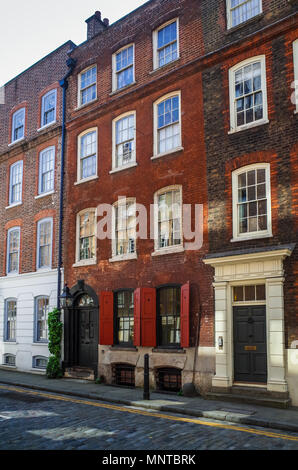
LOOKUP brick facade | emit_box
[0,41,75,373]
[62,0,297,396]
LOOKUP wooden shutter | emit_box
[180,282,190,348]
[100,291,114,345]
[134,288,141,347]
[141,288,156,347]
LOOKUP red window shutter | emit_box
[100,291,114,345]
[134,288,141,347]
[180,282,190,348]
[141,288,156,347]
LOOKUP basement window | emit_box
[156,367,182,392]
[3,354,16,367]
[112,364,135,387]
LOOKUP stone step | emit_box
[64,367,95,381]
[231,386,290,400]
[206,392,291,409]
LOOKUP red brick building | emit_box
[0,41,75,373]
[61,0,298,405]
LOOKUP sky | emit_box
[0,0,148,87]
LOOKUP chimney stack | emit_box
[85,11,109,40]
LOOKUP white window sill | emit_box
[151,146,184,161]
[6,272,20,277]
[231,232,273,243]
[152,245,184,257]
[36,267,52,273]
[109,253,137,263]
[32,342,48,346]
[109,162,138,174]
[3,341,17,344]
[75,98,98,111]
[1,365,17,369]
[74,175,99,186]
[37,121,57,132]
[35,191,55,200]
[8,138,25,147]
[73,259,97,268]
[150,57,181,75]
[228,119,269,134]
[5,202,22,210]
[110,81,137,97]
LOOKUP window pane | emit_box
[117,291,134,345]
[244,285,256,301]
[158,287,181,346]
[40,148,55,193]
[256,284,266,301]
[38,221,52,268]
[234,60,263,128]
[36,297,49,341]
[158,190,181,249]
[42,91,56,125]
[231,0,262,28]
[79,211,96,260]
[233,286,244,302]
[236,167,269,235]
[115,115,135,168]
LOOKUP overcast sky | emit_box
[0,0,148,87]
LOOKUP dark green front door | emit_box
[233,305,267,383]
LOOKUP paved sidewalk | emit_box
[1,368,298,434]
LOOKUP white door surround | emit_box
[204,245,294,394]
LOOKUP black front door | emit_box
[78,307,98,368]
[233,305,267,383]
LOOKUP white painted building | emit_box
[0,269,61,373]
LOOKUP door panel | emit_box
[78,308,98,368]
[234,305,267,383]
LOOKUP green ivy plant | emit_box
[46,308,63,379]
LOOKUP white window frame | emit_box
[111,111,137,172]
[3,353,16,366]
[153,91,182,159]
[38,146,55,195]
[110,198,137,263]
[36,218,53,270]
[11,108,25,144]
[76,128,98,184]
[4,299,17,343]
[74,208,97,266]
[6,227,20,275]
[152,185,184,256]
[232,163,272,242]
[9,160,23,207]
[226,0,262,30]
[41,89,57,128]
[112,44,135,92]
[229,55,268,133]
[32,356,48,370]
[293,39,298,113]
[34,296,49,343]
[153,18,180,71]
[78,65,97,108]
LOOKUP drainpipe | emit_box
[57,57,77,310]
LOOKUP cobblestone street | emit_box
[0,385,298,451]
